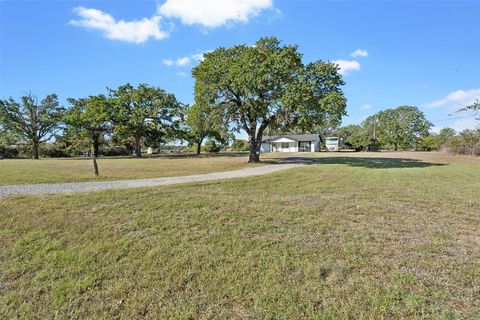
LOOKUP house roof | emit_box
[262,133,320,143]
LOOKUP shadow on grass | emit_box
[280,156,447,169]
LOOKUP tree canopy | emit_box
[0,93,63,159]
[193,37,347,162]
[374,106,432,151]
[64,95,111,158]
[183,103,223,154]
[108,83,182,157]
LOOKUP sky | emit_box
[1,0,479,138]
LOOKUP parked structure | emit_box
[261,134,321,152]
[325,136,343,152]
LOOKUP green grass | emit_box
[1,152,479,318]
[0,153,256,185]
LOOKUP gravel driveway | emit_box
[0,163,302,198]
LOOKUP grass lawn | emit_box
[0,153,258,185]
[1,152,479,318]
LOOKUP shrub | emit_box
[101,146,131,157]
[443,130,480,156]
[230,139,249,151]
[40,143,70,158]
[0,145,19,158]
[203,140,220,153]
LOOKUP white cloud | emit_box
[425,88,480,109]
[176,56,190,66]
[191,53,206,61]
[351,49,368,58]
[333,60,361,75]
[361,104,372,110]
[70,7,167,44]
[163,51,210,67]
[158,0,273,27]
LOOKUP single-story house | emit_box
[261,134,321,152]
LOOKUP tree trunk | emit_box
[134,135,142,157]
[393,143,398,151]
[196,137,204,155]
[32,141,39,159]
[248,135,260,163]
[196,141,202,155]
[92,137,100,158]
[92,156,99,176]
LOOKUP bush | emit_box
[203,140,220,153]
[101,146,131,157]
[40,143,70,158]
[0,145,19,159]
[444,130,480,156]
[230,139,249,151]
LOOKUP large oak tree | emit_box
[109,83,182,157]
[0,93,63,159]
[374,106,432,151]
[193,37,347,163]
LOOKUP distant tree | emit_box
[183,104,222,155]
[347,125,377,151]
[456,99,480,122]
[439,127,456,139]
[0,93,63,159]
[375,106,432,151]
[193,37,346,163]
[64,95,111,175]
[109,83,182,157]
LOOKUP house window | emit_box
[298,141,311,152]
[281,143,289,149]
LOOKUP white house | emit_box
[261,134,321,153]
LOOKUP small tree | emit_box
[193,37,346,163]
[109,83,182,157]
[0,93,63,159]
[64,95,111,175]
[184,104,222,154]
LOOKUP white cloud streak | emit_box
[69,7,167,44]
[361,104,372,110]
[333,59,361,75]
[425,88,480,109]
[158,0,273,27]
[351,49,368,58]
[163,51,210,66]
[175,56,190,66]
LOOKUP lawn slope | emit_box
[1,153,479,318]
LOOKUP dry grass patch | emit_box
[0,153,256,185]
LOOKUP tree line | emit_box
[0,37,348,164]
[330,101,480,156]
[1,37,479,169]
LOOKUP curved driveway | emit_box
[0,163,302,198]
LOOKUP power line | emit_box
[430,114,477,123]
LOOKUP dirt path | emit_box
[0,164,302,198]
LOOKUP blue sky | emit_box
[1,0,479,137]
